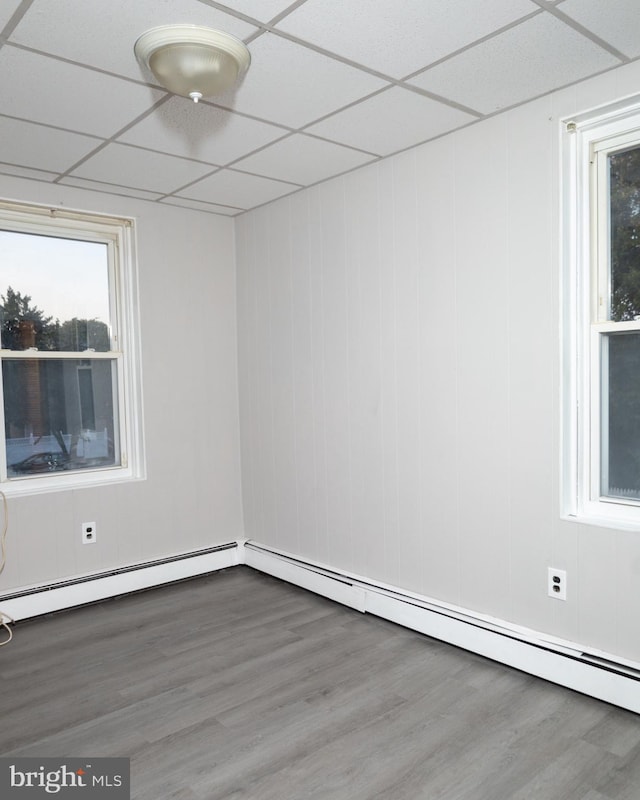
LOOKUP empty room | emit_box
[1,1,640,798]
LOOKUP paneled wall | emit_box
[0,177,244,592]
[236,60,640,663]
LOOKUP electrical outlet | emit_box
[548,567,567,600]
[82,521,97,544]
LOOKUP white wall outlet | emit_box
[548,567,567,600]
[82,521,97,544]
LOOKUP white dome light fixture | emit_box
[134,24,251,103]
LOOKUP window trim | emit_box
[0,200,145,495]
[562,95,640,529]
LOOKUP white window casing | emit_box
[562,96,640,529]
[0,200,145,495]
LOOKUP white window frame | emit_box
[562,95,640,529]
[0,200,145,495]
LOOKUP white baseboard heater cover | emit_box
[0,543,239,621]
[1,538,638,714]
[243,541,640,715]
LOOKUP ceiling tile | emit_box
[0,1,22,30]
[560,0,640,59]
[214,32,388,128]
[159,197,243,216]
[215,1,300,24]
[177,169,299,208]
[409,13,621,114]
[232,134,378,184]
[9,0,257,82]
[0,116,100,173]
[0,47,163,137]
[306,87,476,156]
[59,177,164,201]
[118,96,287,166]
[0,164,57,182]
[276,0,537,78]
[69,144,216,194]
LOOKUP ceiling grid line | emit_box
[531,1,629,61]
[0,0,637,215]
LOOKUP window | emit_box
[0,201,144,494]
[563,98,640,527]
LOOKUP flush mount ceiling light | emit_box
[134,24,251,103]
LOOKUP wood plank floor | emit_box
[1,566,639,799]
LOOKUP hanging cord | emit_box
[0,490,13,646]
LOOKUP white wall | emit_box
[0,177,244,592]
[236,60,640,664]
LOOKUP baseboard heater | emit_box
[0,542,239,621]
[243,541,640,715]
[2,538,638,714]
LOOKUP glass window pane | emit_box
[609,146,640,321]
[601,332,640,499]
[3,358,119,478]
[0,231,111,351]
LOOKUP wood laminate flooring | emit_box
[0,566,639,799]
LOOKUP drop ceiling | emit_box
[0,0,638,216]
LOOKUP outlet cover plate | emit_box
[82,521,97,544]
[548,567,567,600]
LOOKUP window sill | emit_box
[562,511,640,532]
[1,468,145,497]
